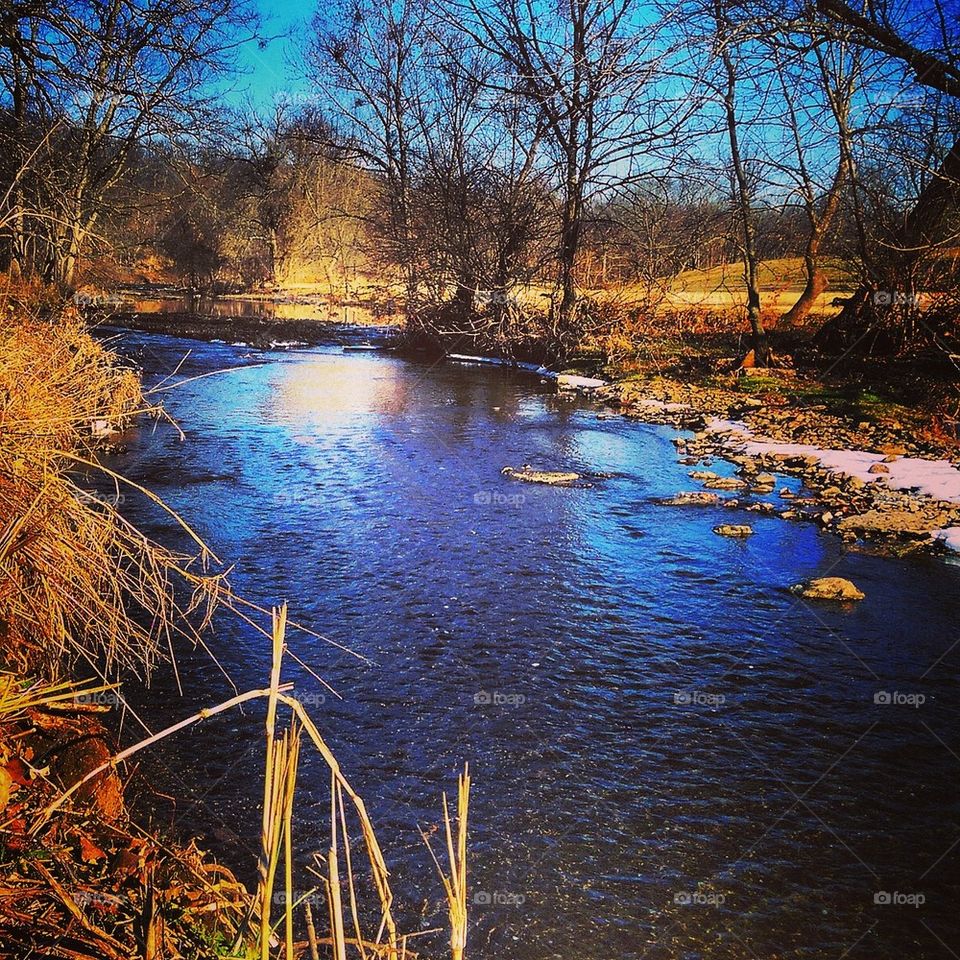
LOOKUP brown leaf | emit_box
[79,833,107,863]
[0,767,14,814]
[5,757,31,785]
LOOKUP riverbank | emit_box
[591,372,960,556]
[0,295,255,957]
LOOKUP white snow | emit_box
[704,418,960,505]
[701,417,960,553]
[936,527,960,552]
[556,374,607,390]
[448,353,551,376]
[634,398,690,412]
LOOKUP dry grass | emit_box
[0,278,227,681]
[0,277,473,958]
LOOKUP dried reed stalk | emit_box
[421,765,471,960]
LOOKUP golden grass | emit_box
[31,605,471,959]
[0,280,473,957]
[0,282,228,681]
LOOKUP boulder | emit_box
[502,466,581,486]
[790,577,865,601]
[714,524,754,537]
[658,491,722,507]
[837,509,935,541]
[703,476,749,491]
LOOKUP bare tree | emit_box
[449,0,669,352]
[711,0,770,363]
[0,0,258,286]
[812,0,960,352]
[307,0,432,309]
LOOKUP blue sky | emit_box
[230,1,315,110]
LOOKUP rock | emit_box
[714,524,753,537]
[689,470,718,481]
[52,737,124,820]
[790,577,865,601]
[779,488,795,499]
[821,486,843,498]
[501,466,581,485]
[879,444,907,456]
[703,476,749,491]
[658,491,722,506]
[868,462,889,474]
[754,472,777,486]
[837,509,935,540]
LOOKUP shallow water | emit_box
[102,329,960,960]
[124,293,383,325]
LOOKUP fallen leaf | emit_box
[79,833,107,863]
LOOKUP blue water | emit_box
[101,329,960,960]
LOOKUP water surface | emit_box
[104,330,960,960]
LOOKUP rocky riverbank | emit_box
[594,374,960,556]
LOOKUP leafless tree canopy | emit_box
[1,0,958,360]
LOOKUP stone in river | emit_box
[658,491,722,506]
[790,577,865,601]
[501,465,581,486]
[714,524,754,537]
[703,476,749,491]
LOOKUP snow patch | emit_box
[556,374,607,390]
[936,527,960,553]
[448,353,551,376]
[704,419,960,505]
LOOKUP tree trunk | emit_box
[782,164,846,325]
[816,136,960,354]
[715,0,770,365]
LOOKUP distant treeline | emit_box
[1,0,958,360]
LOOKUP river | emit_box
[100,327,960,960]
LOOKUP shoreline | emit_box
[591,376,960,557]
[101,311,960,557]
